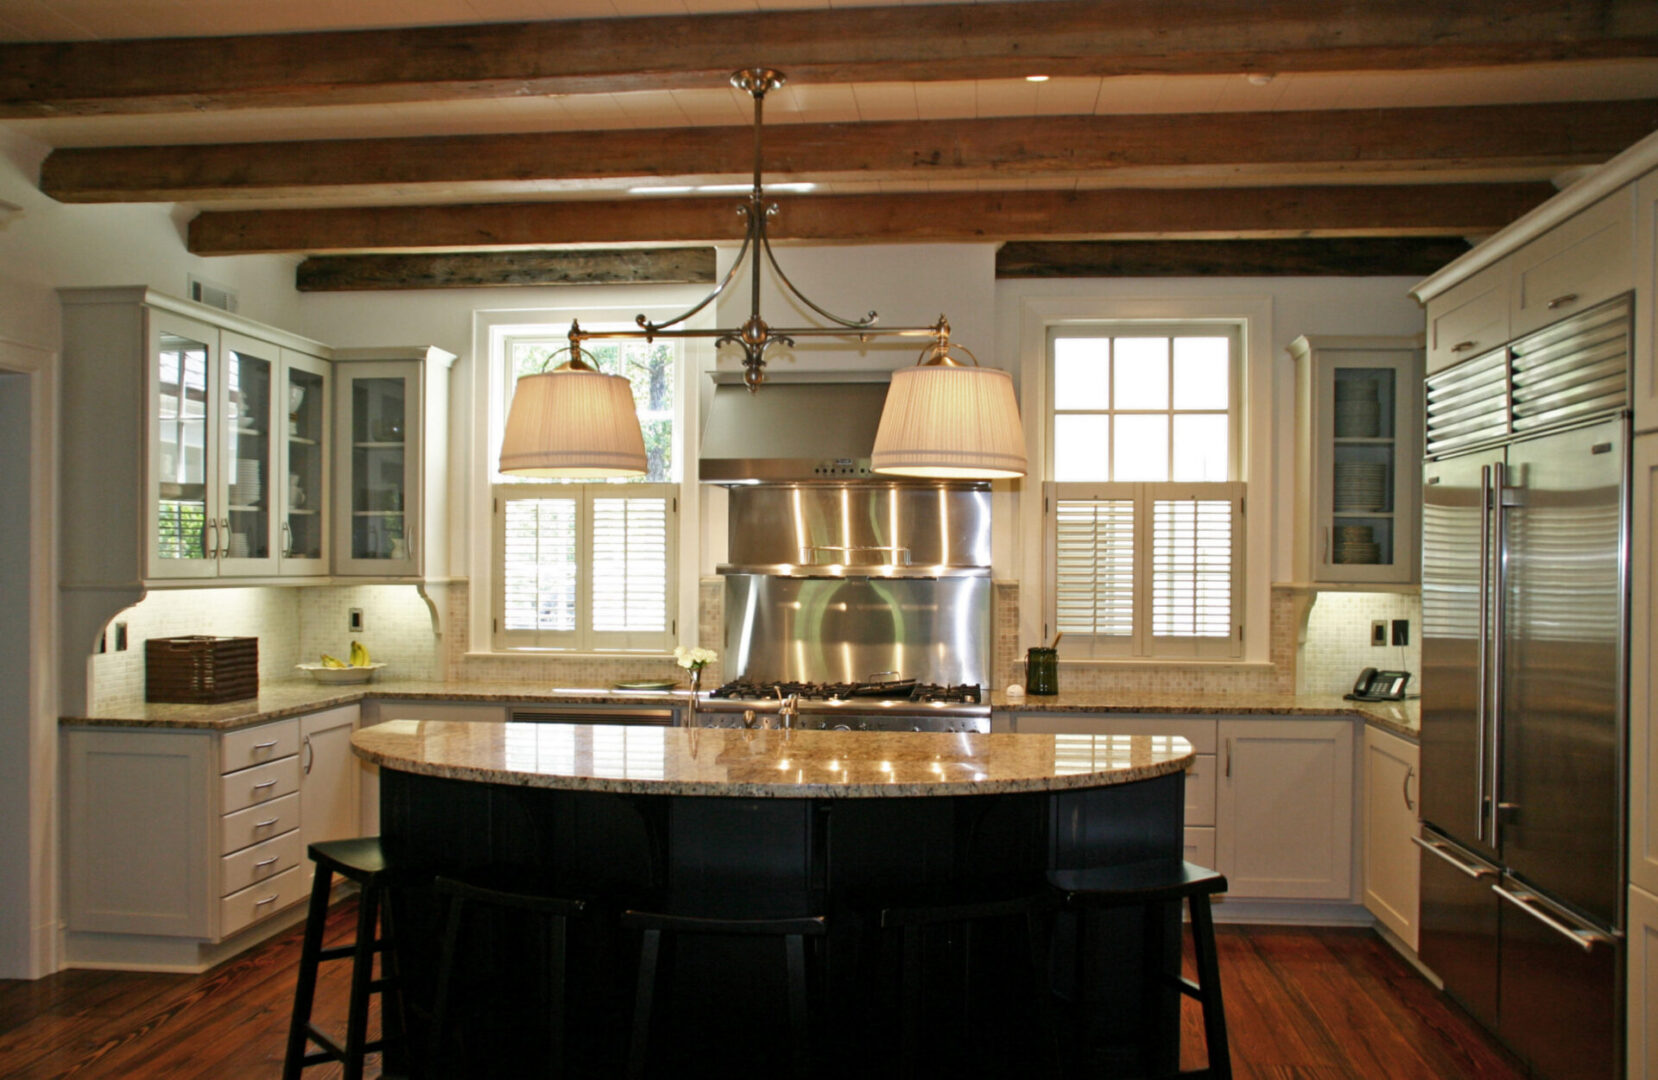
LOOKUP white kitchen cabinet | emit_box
[62,705,361,971]
[1631,434,1658,896]
[1425,261,1510,376]
[1630,882,1658,1080]
[332,347,454,579]
[1509,186,1635,340]
[1289,336,1423,586]
[1362,725,1420,950]
[1216,718,1355,901]
[1635,172,1658,435]
[59,287,333,588]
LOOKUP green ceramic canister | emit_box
[1025,646,1058,695]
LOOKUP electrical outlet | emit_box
[1371,620,1387,646]
[114,622,128,651]
[1391,619,1410,647]
[349,608,364,633]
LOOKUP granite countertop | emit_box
[59,680,1419,741]
[352,719,1194,798]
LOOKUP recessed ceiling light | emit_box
[1025,75,1050,83]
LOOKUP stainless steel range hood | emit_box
[698,370,889,484]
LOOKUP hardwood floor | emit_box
[0,903,1527,1079]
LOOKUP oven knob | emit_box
[833,724,851,731]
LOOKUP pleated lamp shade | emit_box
[498,368,648,478]
[871,364,1028,479]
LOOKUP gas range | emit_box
[696,679,990,733]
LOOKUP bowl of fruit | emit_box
[297,642,385,684]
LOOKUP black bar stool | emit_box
[427,875,587,1078]
[282,837,406,1080]
[620,909,827,1080]
[1048,860,1232,1080]
[877,888,1062,1078]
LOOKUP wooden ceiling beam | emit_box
[295,247,717,291]
[40,100,1658,205]
[5,0,1656,117]
[187,183,1553,255]
[995,238,1476,278]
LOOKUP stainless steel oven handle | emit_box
[1476,464,1491,840]
[1412,835,1496,879]
[1492,884,1614,953]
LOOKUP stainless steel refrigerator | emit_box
[1418,295,1631,1080]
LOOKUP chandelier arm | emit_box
[632,206,759,336]
[758,226,879,331]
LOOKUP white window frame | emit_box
[467,297,708,658]
[492,482,679,653]
[1013,294,1274,666]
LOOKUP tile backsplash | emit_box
[1296,591,1422,697]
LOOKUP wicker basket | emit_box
[145,636,259,704]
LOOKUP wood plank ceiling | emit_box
[3,0,1657,283]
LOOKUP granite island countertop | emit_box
[61,680,1418,742]
[351,719,1194,798]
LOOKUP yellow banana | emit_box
[320,653,346,669]
[350,641,370,668]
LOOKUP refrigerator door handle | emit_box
[1412,835,1497,879]
[1476,464,1492,841]
[1490,461,1508,846]
[1492,883,1617,953]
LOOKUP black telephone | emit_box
[1346,667,1411,702]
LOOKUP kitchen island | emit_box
[355,721,1194,1077]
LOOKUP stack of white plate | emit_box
[1333,462,1387,511]
[1334,379,1380,438]
[1333,524,1381,564]
[231,458,262,508]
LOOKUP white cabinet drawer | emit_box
[220,865,303,938]
[222,791,300,854]
[1184,826,1216,869]
[221,756,300,815]
[1511,188,1634,339]
[1011,714,1217,753]
[221,828,302,897]
[220,719,299,775]
[1427,262,1510,375]
[1185,753,1216,827]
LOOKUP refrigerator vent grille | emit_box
[1510,296,1630,433]
[1426,348,1509,456]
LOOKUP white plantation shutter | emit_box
[588,489,672,648]
[1047,481,1242,659]
[494,483,676,651]
[1053,489,1136,656]
[1151,484,1243,656]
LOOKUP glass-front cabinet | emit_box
[143,306,331,580]
[1289,336,1424,585]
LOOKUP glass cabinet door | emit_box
[281,353,329,571]
[1314,352,1420,584]
[152,321,217,576]
[342,369,417,573]
[222,336,277,570]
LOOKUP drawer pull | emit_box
[254,894,279,907]
[252,779,278,790]
[251,740,279,750]
[1451,340,1478,353]
[1412,835,1495,879]
[254,856,280,868]
[254,817,279,828]
[1492,884,1612,953]
[1546,293,1579,310]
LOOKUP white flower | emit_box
[674,645,717,670]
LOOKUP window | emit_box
[1045,326,1244,659]
[491,331,680,652]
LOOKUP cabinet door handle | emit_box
[1322,526,1330,565]
[1224,738,1233,778]
[204,518,218,560]
[1403,764,1416,811]
[303,734,313,775]
[1546,292,1579,310]
[220,517,231,558]
[281,521,293,557]
[254,856,279,868]
[1451,340,1478,353]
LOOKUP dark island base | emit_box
[378,769,1187,1078]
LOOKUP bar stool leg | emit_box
[628,928,663,1080]
[545,914,569,1079]
[429,892,467,1072]
[342,884,380,1080]
[1188,895,1231,1080]
[377,897,408,1076]
[283,867,336,1080]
